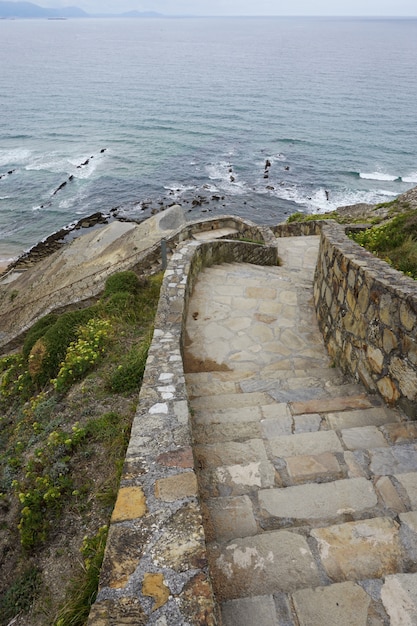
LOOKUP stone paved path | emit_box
[184,236,417,626]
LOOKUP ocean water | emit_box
[1,16,417,261]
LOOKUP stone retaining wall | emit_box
[314,222,417,418]
[87,237,278,625]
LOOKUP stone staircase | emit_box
[184,238,417,625]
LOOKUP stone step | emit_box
[200,467,417,529]
[208,512,417,602]
[190,391,275,412]
[221,581,390,626]
[185,370,254,398]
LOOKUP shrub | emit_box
[28,309,94,388]
[103,271,144,297]
[52,318,112,393]
[106,333,151,393]
[22,313,58,359]
[12,423,87,548]
[0,566,41,626]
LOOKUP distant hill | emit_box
[0,1,163,18]
[0,1,88,17]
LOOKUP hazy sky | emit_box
[28,0,417,16]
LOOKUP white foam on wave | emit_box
[205,162,247,195]
[164,183,197,194]
[26,150,106,179]
[0,148,32,167]
[26,154,72,174]
[270,183,399,214]
[359,172,399,182]
[206,161,233,181]
[401,172,417,183]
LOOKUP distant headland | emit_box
[0,1,164,19]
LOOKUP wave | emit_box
[0,148,32,167]
[270,183,400,214]
[401,172,417,183]
[359,172,400,181]
[26,149,108,179]
[278,138,313,146]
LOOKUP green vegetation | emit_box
[349,212,417,279]
[55,526,108,626]
[287,196,417,280]
[0,270,163,625]
[0,567,41,626]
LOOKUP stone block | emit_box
[395,472,417,507]
[290,395,372,415]
[381,422,417,444]
[191,392,272,412]
[193,405,262,425]
[206,495,257,541]
[99,524,149,590]
[344,451,366,478]
[370,446,417,477]
[194,439,267,469]
[367,345,384,373]
[399,511,417,565]
[208,531,320,599]
[286,452,342,484]
[400,302,416,331]
[292,582,372,626]
[389,356,417,400]
[111,487,147,522]
[198,461,276,498]
[194,421,261,444]
[268,430,343,459]
[261,403,292,419]
[221,595,280,626]
[340,425,388,450]
[375,476,406,514]
[258,478,377,523]
[376,376,401,404]
[154,472,198,502]
[326,407,396,430]
[381,574,417,625]
[383,328,398,353]
[261,415,293,438]
[150,503,206,572]
[293,413,322,433]
[312,517,402,581]
[157,447,194,468]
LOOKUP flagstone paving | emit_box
[184,236,417,626]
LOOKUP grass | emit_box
[54,526,108,626]
[0,270,163,624]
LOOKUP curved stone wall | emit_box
[314,222,417,418]
[87,235,278,625]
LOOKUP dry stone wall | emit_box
[314,222,417,418]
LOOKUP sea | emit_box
[1,16,417,263]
